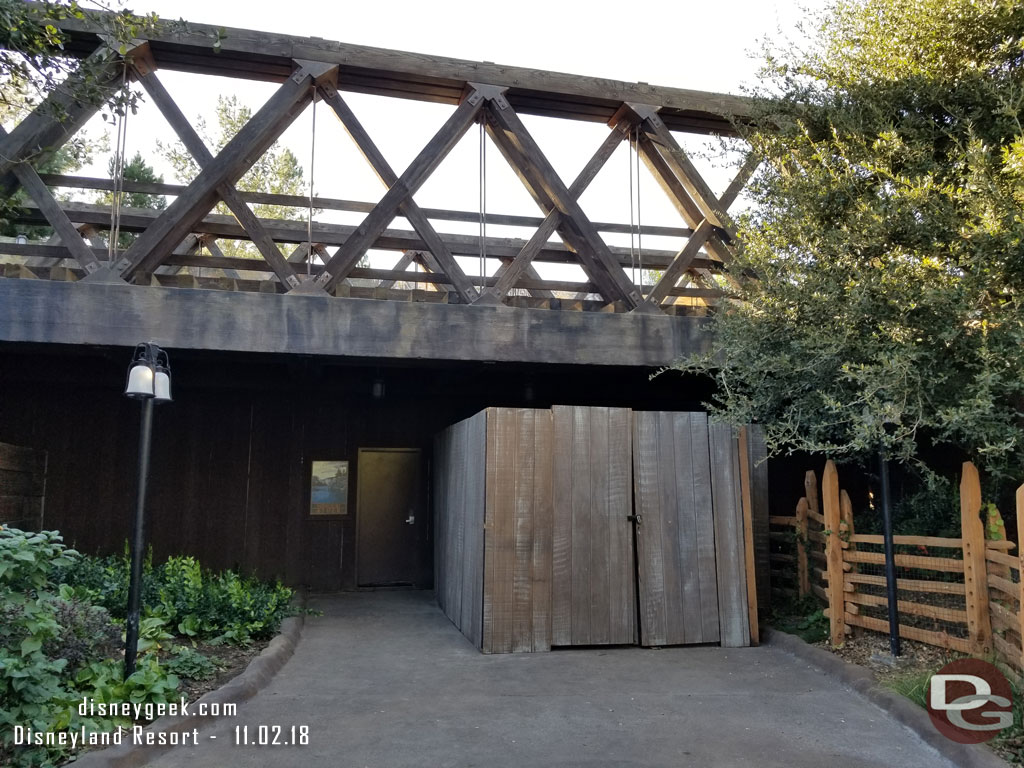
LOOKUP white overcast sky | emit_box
[69,0,830,278]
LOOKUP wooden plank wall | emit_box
[433,411,487,649]
[551,405,636,646]
[633,411,720,646]
[709,423,752,647]
[744,425,771,611]
[483,408,554,653]
[0,441,46,531]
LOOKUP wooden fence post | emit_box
[804,470,819,522]
[795,497,810,598]
[823,460,846,645]
[961,461,992,656]
[839,489,856,627]
[1016,483,1024,662]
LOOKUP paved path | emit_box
[147,591,955,768]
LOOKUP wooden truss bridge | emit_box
[0,9,755,367]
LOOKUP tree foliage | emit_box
[678,0,1024,480]
[158,95,306,260]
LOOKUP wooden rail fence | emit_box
[770,460,1024,674]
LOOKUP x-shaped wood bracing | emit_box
[2,52,752,311]
[134,64,303,289]
[613,103,758,309]
[114,59,336,286]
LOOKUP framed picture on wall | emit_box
[310,460,349,516]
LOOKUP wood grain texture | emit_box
[709,423,750,648]
[551,405,634,646]
[633,412,721,646]
[55,14,753,133]
[433,411,487,649]
[961,461,993,655]
[0,280,710,368]
[738,427,759,645]
[0,440,46,530]
[746,425,771,611]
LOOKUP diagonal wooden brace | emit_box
[626,103,734,235]
[314,90,486,292]
[483,104,641,307]
[0,127,109,277]
[0,43,133,198]
[117,62,320,279]
[319,83,478,303]
[485,120,630,302]
[642,152,759,308]
[135,68,304,290]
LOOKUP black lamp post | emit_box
[878,444,901,658]
[123,342,171,678]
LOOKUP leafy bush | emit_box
[58,552,294,645]
[164,647,220,681]
[1,527,293,766]
[0,529,181,768]
[44,590,121,677]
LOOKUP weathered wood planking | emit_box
[551,405,635,646]
[432,411,487,649]
[0,441,46,531]
[709,423,751,647]
[744,425,771,612]
[633,412,720,646]
[0,280,710,368]
[55,13,753,134]
[480,408,553,653]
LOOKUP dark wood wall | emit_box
[0,343,715,590]
[0,441,46,530]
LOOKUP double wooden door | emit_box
[551,407,750,648]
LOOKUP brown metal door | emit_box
[356,448,428,587]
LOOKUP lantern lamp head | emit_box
[125,343,172,402]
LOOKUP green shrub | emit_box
[58,552,294,645]
[0,529,181,768]
[164,646,220,681]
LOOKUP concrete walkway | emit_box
[147,591,955,768]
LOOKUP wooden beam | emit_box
[636,132,734,266]
[486,121,628,301]
[117,62,320,278]
[377,251,419,289]
[53,11,753,133]
[10,199,727,272]
[1,129,105,277]
[961,461,993,656]
[135,68,303,289]
[37,172,695,239]
[631,105,733,234]
[320,84,478,303]
[0,44,125,197]
[643,154,755,307]
[315,93,485,291]
[0,278,712,367]
[483,102,640,307]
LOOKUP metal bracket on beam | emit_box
[96,36,153,75]
[464,83,509,110]
[81,264,128,284]
[288,276,330,296]
[292,59,339,87]
[617,102,664,128]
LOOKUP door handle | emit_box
[405,514,415,525]
[627,514,642,526]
